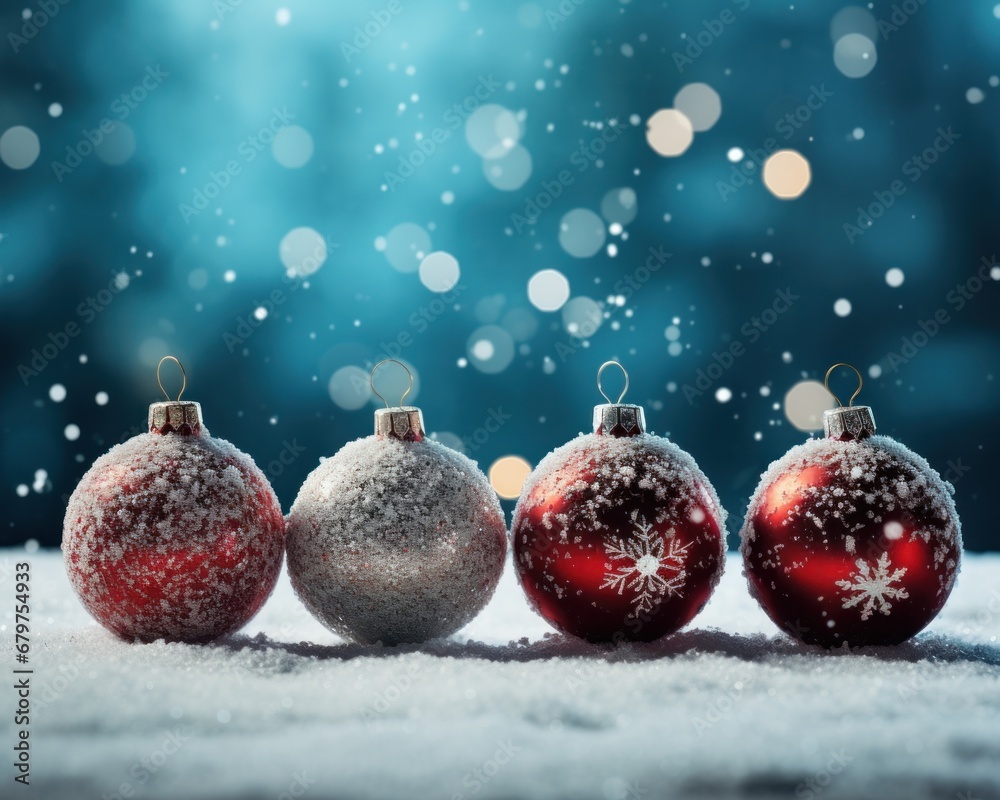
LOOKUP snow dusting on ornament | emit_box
[740,434,961,648]
[512,430,727,642]
[286,436,507,645]
[62,427,285,643]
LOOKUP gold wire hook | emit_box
[824,362,863,408]
[597,360,629,404]
[370,359,413,409]
[156,356,187,401]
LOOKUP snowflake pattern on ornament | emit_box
[600,514,691,614]
[835,552,910,621]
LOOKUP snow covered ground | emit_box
[3,549,999,800]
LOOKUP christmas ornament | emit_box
[62,357,285,643]
[740,363,962,648]
[285,359,507,645]
[511,361,727,643]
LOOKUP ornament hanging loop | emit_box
[156,356,187,401]
[824,362,863,408]
[371,359,413,409]
[597,360,629,404]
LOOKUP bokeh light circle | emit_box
[95,122,136,166]
[503,307,538,341]
[272,125,314,168]
[0,126,40,169]
[419,251,461,292]
[384,222,432,273]
[528,269,570,312]
[467,325,515,374]
[834,33,878,79]
[482,144,533,190]
[763,150,811,199]
[559,208,606,258]
[600,187,638,226]
[328,366,371,410]
[673,83,722,132]
[280,227,328,277]
[465,104,521,159]
[645,109,693,157]
[784,380,833,431]
[489,456,532,500]
[561,296,603,338]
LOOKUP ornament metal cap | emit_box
[593,403,646,436]
[149,401,204,435]
[370,359,424,441]
[822,362,876,441]
[593,361,646,437]
[823,405,876,440]
[149,356,203,435]
[374,406,425,441]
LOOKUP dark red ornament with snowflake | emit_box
[62,358,285,643]
[740,365,962,648]
[511,362,726,642]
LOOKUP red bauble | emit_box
[512,371,726,643]
[741,402,961,648]
[63,392,285,643]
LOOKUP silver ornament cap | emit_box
[149,356,203,435]
[374,406,425,441]
[593,403,646,436]
[593,360,646,437]
[823,405,876,441]
[822,362,876,441]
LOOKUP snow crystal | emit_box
[286,435,507,646]
[836,552,909,621]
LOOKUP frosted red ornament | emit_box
[62,357,285,643]
[740,363,962,648]
[512,361,727,643]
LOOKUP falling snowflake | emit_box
[835,552,909,621]
[600,513,690,614]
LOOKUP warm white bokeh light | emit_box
[763,150,812,199]
[784,380,834,431]
[645,109,694,157]
[489,456,533,500]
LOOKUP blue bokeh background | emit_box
[2,0,997,549]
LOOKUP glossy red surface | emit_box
[742,440,960,648]
[512,431,725,643]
